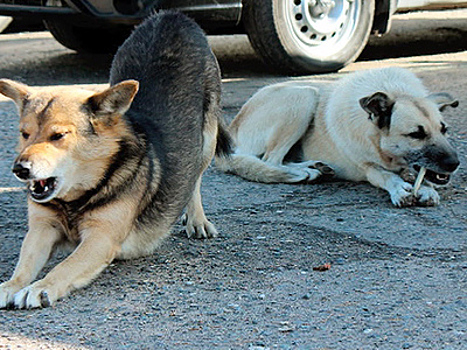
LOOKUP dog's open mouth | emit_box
[414,165,451,185]
[28,177,58,202]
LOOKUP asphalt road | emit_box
[0,9,466,350]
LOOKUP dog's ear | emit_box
[87,80,139,119]
[427,92,459,112]
[0,79,31,112]
[359,92,394,130]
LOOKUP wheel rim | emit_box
[285,0,361,51]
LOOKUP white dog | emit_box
[217,67,459,207]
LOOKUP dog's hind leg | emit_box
[183,80,221,239]
[261,119,309,166]
[229,114,329,183]
[287,160,335,182]
[183,128,219,239]
[219,84,333,183]
[219,153,321,183]
[183,176,218,239]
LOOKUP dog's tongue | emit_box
[33,180,47,194]
[31,178,54,196]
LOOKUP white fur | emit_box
[218,67,458,207]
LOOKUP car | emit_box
[0,0,465,74]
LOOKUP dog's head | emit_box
[0,79,139,203]
[360,91,459,185]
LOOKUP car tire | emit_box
[44,20,132,54]
[243,0,375,74]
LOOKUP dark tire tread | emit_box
[242,0,375,74]
[44,20,132,54]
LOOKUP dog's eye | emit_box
[407,126,427,140]
[21,132,30,140]
[441,122,448,135]
[50,133,65,141]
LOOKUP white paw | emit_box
[13,281,56,309]
[303,168,323,182]
[416,186,440,206]
[0,281,21,309]
[390,182,415,207]
[285,161,335,183]
[182,214,218,239]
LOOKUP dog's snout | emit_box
[440,153,460,172]
[13,162,31,180]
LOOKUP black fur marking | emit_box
[203,89,211,115]
[22,96,31,111]
[37,97,56,125]
[406,144,460,175]
[407,126,428,140]
[80,102,98,135]
[76,138,144,210]
[87,120,97,135]
[41,137,145,232]
[86,94,101,116]
[359,92,394,130]
[216,124,233,157]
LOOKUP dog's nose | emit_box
[12,163,31,180]
[440,153,460,172]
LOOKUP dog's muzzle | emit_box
[13,161,59,202]
[413,151,459,185]
[27,177,58,201]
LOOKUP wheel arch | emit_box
[372,0,398,34]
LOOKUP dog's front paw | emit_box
[182,214,218,239]
[13,281,57,309]
[390,182,415,207]
[416,186,440,206]
[0,281,22,309]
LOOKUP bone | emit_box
[413,167,426,197]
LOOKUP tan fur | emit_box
[0,81,137,307]
[0,78,220,308]
[217,67,459,207]
[182,88,220,239]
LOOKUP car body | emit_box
[0,0,465,73]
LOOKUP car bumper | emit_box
[0,0,242,25]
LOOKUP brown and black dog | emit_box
[0,12,230,309]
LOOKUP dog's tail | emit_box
[216,152,311,183]
[215,121,234,157]
[214,113,311,183]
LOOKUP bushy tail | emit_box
[215,121,234,157]
[215,152,311,183]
